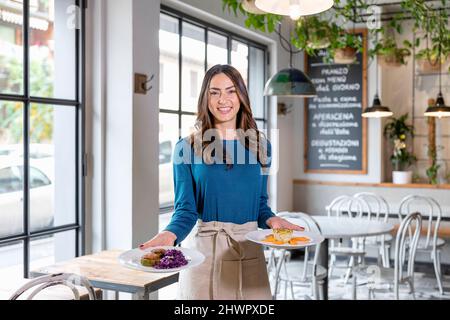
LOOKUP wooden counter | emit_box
[294,180,450,190]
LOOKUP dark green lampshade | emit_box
[263,68,317,97]
[424,92,450,118]
[362,94,393,118]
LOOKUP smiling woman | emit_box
[142,64,304,300]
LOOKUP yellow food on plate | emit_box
[262,229,311,246]
[262,231,310,245]
[273,228,294,242]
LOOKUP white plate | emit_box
[245,230,324,249]
[118,246,205,273]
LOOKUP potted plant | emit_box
[374,37,411,67]
[292,16,331,55]
[416,46,450,74]
[328,30,363,64]
[384,113,417,184]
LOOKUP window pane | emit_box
[29,104,76,232]
[256,120,265,131]
[207,31,227,70]
[159,113,179,207]
[30,0,76,100]
[159,14,179,111]
[30,230,76,271]
[181,115,197,138]
[231,40,248,85]
[249,47,265,119]
[0,101,24,238]
[182,22,205,113]
[0,3,24,95]
[0,241,24,281]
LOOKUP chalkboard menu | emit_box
[304,29,367,174]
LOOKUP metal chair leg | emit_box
[328,254,337,279]
[432,249,444,295]
[384,245,391,268]
[290,281,295,300]
[344,256,354,285]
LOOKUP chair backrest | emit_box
[354,192,391,222]
[326,195,366,218]
[9,273,96,300]
[277,211,322,234]
[393,212,422,298]
[398,195,442,249]
[277,212,322,282]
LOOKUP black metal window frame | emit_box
[0,0,86,278]
[159,6,269,212]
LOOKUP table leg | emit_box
[133,290,150,300]
[318,239,329,300]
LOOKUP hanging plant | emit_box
[291,15,333,56]
[401,0,450,72]
[375,36,412,67]
[327,30,363,64]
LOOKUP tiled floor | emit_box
[158,260,450,300]
[272,265,450,300]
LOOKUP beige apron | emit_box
[177,220,272,300]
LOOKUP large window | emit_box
[0,0,85,279]
[159,7,268,210]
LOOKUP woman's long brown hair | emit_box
[189,64,269,169]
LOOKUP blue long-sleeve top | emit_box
[164,137,275,244]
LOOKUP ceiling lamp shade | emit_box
[264,68,317,97]
[242,0,266,14]
[424,92,450,118]
[255,0,334,19]
[362,94,393,118]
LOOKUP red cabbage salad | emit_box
[153,249,188,269]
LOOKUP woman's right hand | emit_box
[139,231,177,250]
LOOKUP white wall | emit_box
[381,20,450,183]
[86,0,160,253]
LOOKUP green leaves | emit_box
[384,113,416,171]
[221,0,449,70]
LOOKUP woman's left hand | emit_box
[266,216,305,231]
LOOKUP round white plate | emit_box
[245,230,324,249]
[118,246,205,273]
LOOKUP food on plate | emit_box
[154,249,188,269]
[273,228,294,242]
[151,248,167,257]
[262,230,311,245]
[140,248,188,269]
[140,252,161,267]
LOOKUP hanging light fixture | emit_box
[241,0,266,15]
[264,23,316,97]
[255,0,334,20]
[424,9,450,118]
[362,33,393,118]
[424,51,450,118]
[425,92,450,118]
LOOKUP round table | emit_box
[285,215,394,300]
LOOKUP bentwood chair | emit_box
[398,195,445,295]
[9,273,96,300]
[354,192,395,268]
[326,195,367,298]
[366,212,422,300]
[272,212,326,300]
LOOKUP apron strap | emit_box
[197,225,246,300]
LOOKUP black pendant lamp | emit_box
[362,45,393,118]
[424,54,450,118]
[424,13,450,118]
[264,23,317,97]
